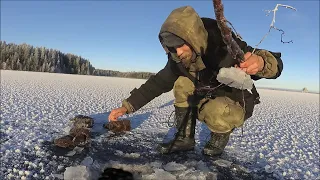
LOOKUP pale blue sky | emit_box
[1,1,319,92]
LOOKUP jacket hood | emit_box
[159,6,208,56]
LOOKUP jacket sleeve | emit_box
[232,32,284,80]
[122,57,179,113]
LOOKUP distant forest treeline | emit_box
[0,41,155,79]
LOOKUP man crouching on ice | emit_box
[108,6,283,157]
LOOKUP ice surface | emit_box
[163,162,187,171]
[1,70,319,180]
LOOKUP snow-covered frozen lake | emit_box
[1,70,319,180]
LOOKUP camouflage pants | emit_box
[173,76,245,133]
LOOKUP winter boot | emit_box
[202,131,232,156]
[157,106,196,154]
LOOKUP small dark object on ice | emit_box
[70,127,90,147]
[70,115,94,128]
[104,119,131,133]
[54,127,90,148]
[54,115,93,148]
[54,135,75,149]
[98,167,134,180]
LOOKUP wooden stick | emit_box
[213,0,245,62]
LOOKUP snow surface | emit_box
[0,70,319,180]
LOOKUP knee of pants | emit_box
[198,97,245,133]
[173,76,195,108]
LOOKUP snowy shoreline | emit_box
[1,70,319,180]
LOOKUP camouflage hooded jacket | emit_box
[122,6,283,118]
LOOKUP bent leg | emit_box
[198,96,245,133]
[158,76,196,154]
[198,96,245,156]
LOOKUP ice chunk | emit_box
[81,156,93,167]
[115,150,140,158]
[143,169,176,180]
[150,161,162,169]
[51,173,64,179]
[176,168,195,179]
[217,67,253,90]
[74,146,84,153]
[64,165,91,180]
[124,152,140,158]
[190,173,207,180]
[57,165,64,171]
[213,159,233,168]
[131,164,153,174]
[234,164,251,174]
[206,172,218,180]
[65,146,84,157]
[196,161,210,173]
[115,150,124,156]
[91,160,101,170]
[66,150,76,157]
[163,162,187,172]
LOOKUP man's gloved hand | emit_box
[235,52,265,75]
[108,107,127,121]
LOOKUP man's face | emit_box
[168,44,194,68]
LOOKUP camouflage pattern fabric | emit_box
[254,50,279,78]
[173,76,245,133]
[159,6,207,72]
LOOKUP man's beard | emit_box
[179,53,195,68]
[181,59,191,68]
